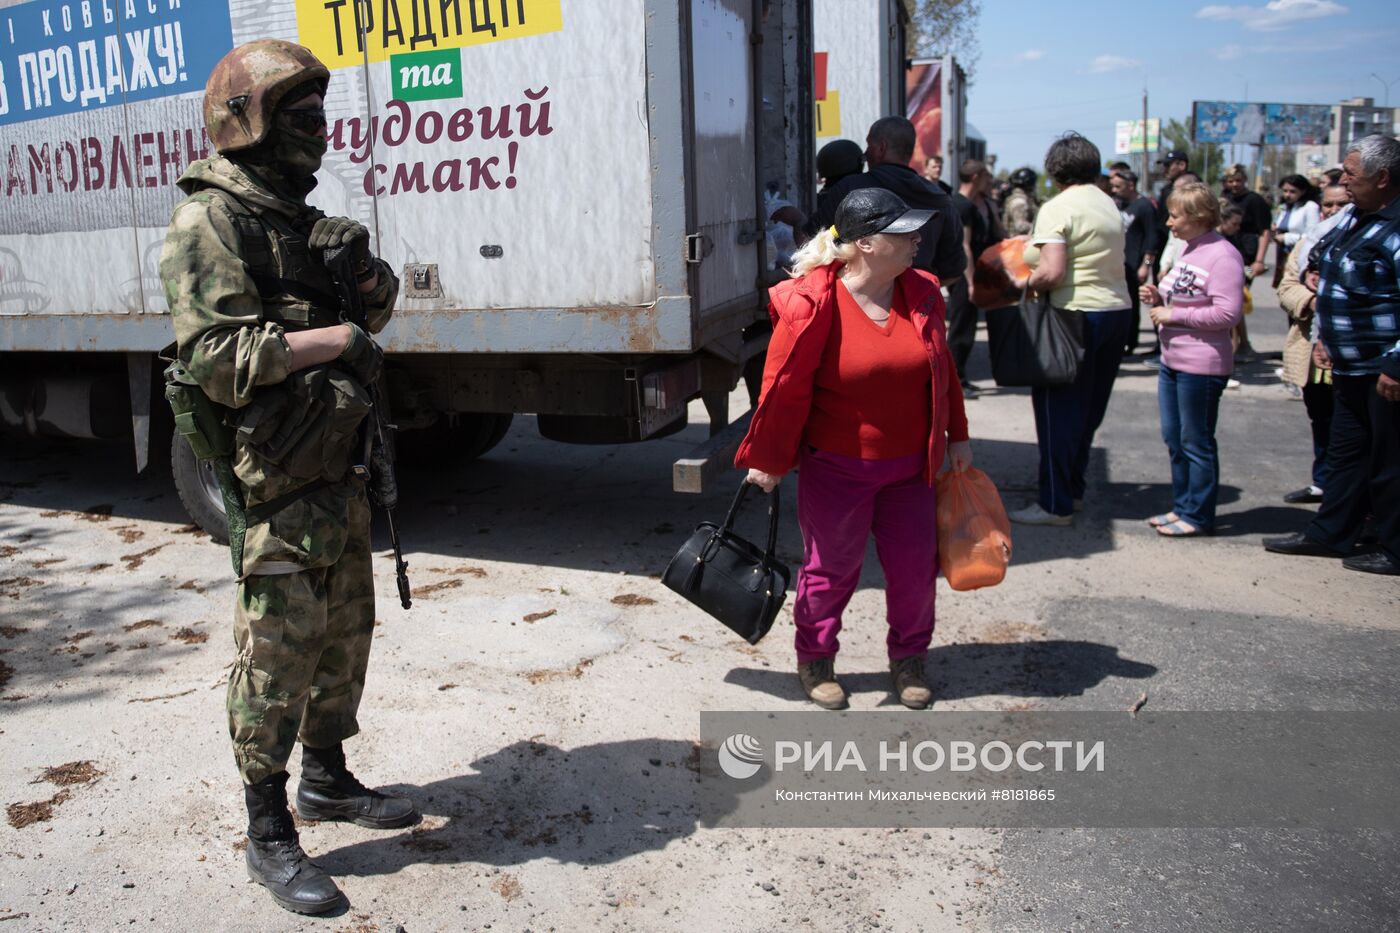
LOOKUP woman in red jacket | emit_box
[735,188,972,710]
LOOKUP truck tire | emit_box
[397,413,513,467]
[170,434,230,545]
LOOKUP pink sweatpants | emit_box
[793,447,939,663]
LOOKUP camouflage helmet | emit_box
[204,39,329,154]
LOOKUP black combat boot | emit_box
[243,772,347,915]
[296,743,419,829]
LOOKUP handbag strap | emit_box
[719,479,781,564]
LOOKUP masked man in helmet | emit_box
[1002,168,1040,237]
[159,39,415,915]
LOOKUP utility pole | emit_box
[1141,86,1150,188]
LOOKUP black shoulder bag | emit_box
[661,480,790,644]
[985,287,1085,387]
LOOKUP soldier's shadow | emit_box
[314,737,727,875]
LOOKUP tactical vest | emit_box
[204,187,344,330]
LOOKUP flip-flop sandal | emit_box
[1156,519,1205,537]
[1147,512,1180,528]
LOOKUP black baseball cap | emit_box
[832,188,932,243]
[1158,149,1189,165]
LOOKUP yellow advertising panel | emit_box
[296,0,564,70]
[815,90,841,138]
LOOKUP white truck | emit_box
[0,0,817,534]
[810,1,971,186]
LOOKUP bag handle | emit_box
[719,479,781,563]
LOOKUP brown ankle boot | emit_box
[890,655,932,709]
[797,658,848,710]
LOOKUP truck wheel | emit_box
[170,434,230,545]
[397,413,514,467]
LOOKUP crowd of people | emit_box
[745,116,1400,711]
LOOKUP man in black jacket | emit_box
[813,116,966,284]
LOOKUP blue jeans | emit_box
[1158,365,1228,530]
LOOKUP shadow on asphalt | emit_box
[724,639,1157,705]
[313,738,715,875]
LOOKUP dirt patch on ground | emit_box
[426,565,488,577]
[174,524,209,538]
[0,659,13,690]
[170,627,208,645]
[611,593,657,607]
[976,621,1046,644]
[491,873,524,901]
[524,658,592,684]
[62,631,94,644]
[6,791,70,829]
[28,558,64,568]
[0,545,20,559]
[36,761,103,787]
[85,563,112,574]
[0,626,28,639]
[123,620,162,632]
[176,580,206,594]
[0,577,43,599]
[129,688,196,704]
[113,526,145,544]
[415,579,463,596]
[39,505,112,523]
[523,609,557,623]
[120,545,167,571]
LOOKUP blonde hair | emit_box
[788,226,858,278]
[1222,163,1248,182]
[1166,182,1220,228]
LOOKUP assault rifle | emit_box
[324,245,413,610]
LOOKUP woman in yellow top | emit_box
[1011,133,1134,526]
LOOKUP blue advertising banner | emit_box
[0,0,234,127]
[1193,100,1333,146]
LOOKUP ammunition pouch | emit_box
[163,357,234,461]
[234,365,373,483]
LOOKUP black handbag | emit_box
[661,480,791,644]
[985,288,1085,387]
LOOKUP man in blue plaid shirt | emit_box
[1265,135,1400,575]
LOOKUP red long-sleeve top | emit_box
[735,264,968,485]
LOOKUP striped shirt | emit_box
[1313,195,1400,378]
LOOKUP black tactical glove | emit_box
[309,216,373,269]
[338,321,384,387]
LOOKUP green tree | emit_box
[1161,117,1224,186]
[902,0,981,78]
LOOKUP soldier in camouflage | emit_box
[1002,167,1040,237]
[159,39,416,916]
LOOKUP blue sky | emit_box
[969,0,1400,173]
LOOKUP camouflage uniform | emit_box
[161,150,397,785]
[1003,188,1039,237]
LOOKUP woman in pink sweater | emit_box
[1139,183,1245,536]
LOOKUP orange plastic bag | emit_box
[935,468,1012,591]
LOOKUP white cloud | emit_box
[1015,49,1046,62]
[1087,55,1141,74]
[1214,43,1245,60]
[1196,0,1347,32]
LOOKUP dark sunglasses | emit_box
[280,107,327,133]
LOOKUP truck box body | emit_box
[1,0,816,484]
[811,0,902,155]
[0,0,786,355]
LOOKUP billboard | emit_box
[1192,101,1332,146]
[1115,119,1160,155]
[904,58,942,172]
